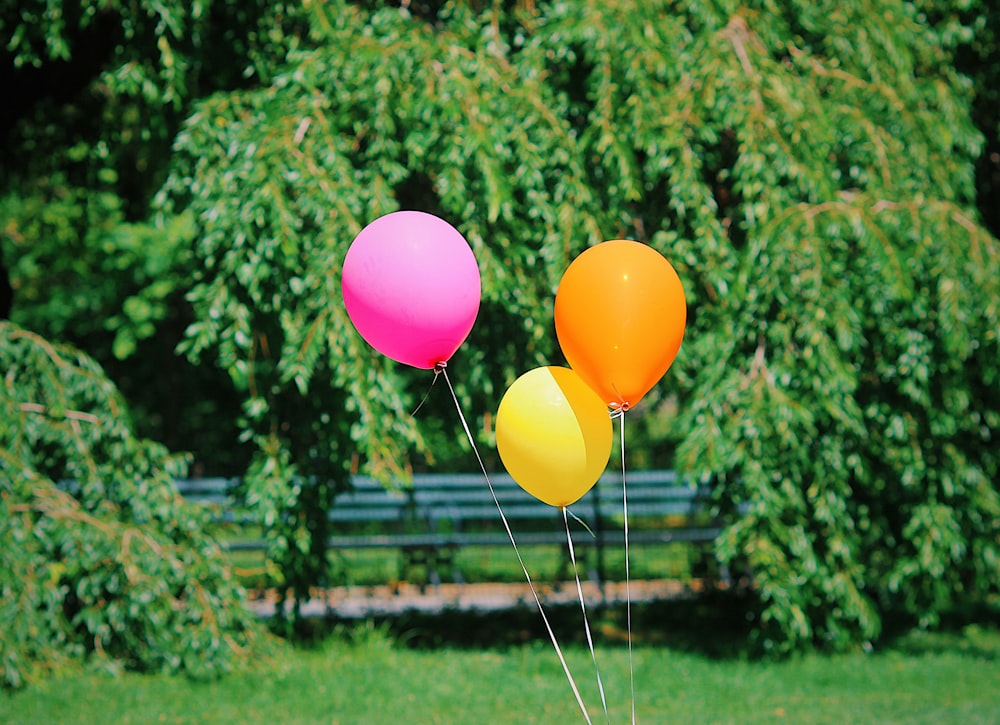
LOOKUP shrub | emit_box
[0,321,258,688]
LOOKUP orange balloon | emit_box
[554,240,687,409]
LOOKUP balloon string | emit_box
[564,507,610,724]
[409,365,443,417]
[611,406,636,724]
[439,367,593,725]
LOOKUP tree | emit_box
[916,0,1000,236]
[524,0,999,650]
[1,0,302,472]
[0,321,258,688]
[154,1,601,612]
[159,0,998,648]
[4,0,999,651]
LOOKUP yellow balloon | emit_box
[495,366,612,507]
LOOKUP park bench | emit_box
[176,469,725,587]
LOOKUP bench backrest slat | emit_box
[174,470,713,531]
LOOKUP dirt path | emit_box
[246,578,711,618]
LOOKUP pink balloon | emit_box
[342,211,481,369]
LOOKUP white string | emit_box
[612,406,636,724]
[563,507,610,724]
[408,366,442,417]
[439,366,593,725]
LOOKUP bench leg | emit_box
[402,546,454,591]
[427,567,442,589]
[436,545,461,586]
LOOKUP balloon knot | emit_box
[609,402,630,419]
[434,361,448,373]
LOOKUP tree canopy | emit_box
[2,0,998,659]
[0,321,257,688]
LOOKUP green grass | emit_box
[5,616,998,724]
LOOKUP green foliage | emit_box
[1,177,190,348]
[155,0,606,609]
[0,177,250,472]
[160,0,999,648]
[517,0,998,650]
[0,321,257,689]
[915,0,1000,235]
[1,0,303,210]
[4,0,999,653]
[0,0,302,470]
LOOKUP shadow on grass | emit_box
[881,598,1000,662]
[289,588,758,660]
[282,588,1000,664]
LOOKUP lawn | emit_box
[5,609,998,724]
